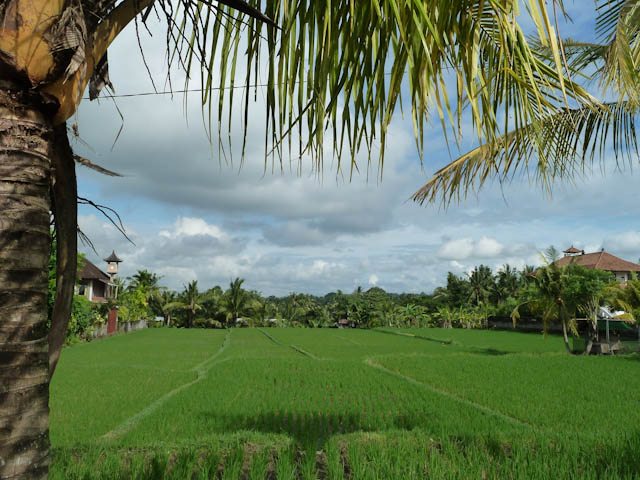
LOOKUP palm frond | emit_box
[412,101,638,206]
[159,0,594,174]
[594,0,640,104]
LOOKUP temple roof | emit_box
[103,250,123,263]
[78,259,110,281]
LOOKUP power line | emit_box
[83,83,272,100]
[83,67,434,100]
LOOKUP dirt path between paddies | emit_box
[101,330,232,441]
[256,328,320,360]
[364,357,533,429]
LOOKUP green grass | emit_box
[50,328,226,445]
[50,328,640,479]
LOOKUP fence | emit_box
[91,319,148,339]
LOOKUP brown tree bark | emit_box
[0,81,55,479]
[49,125,77,379]
[561,318,574,355]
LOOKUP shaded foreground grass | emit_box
[50,328,640,478]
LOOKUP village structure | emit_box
[555,246,640,282]
[552,246,640,354]
[76,251,122,334]
[76,251,122,303]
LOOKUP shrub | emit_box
[67,296,102,343]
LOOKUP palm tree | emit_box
[167,281,203,328]
[467,265,494,306]
[127,270,161,292]
[512,250,579,354]
[221,277,251,326]
[151,290,177,327]
[0,1,589,476]
[201,285,225,323]
[495,264,520,303]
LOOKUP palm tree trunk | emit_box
[561,320,574,354]
[0,81,55,479]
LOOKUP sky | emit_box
[74,4,640,296]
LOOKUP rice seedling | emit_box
[50,328,640,478]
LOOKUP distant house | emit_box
[337,318,356,328]
[76,258,115,303]
[554,246,640,282]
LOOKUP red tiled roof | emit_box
[78,259,110,281]
[563,246,583,254]
[554,251,640,272]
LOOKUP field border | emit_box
[373,328,454,345]
[101,330,232,441]
[364,357,534,430]
[256,328,320,360]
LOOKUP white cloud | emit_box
[475,237,504,257]
[368,274,379,286]
[161,217,227,239]
[438,238,474,260]
[437,236,503,261]
[604,232,640,255]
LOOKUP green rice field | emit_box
[50,328,640,479]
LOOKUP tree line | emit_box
[60,247,639,351]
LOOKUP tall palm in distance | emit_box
[221,277,251,326]
[127,270,162,293]
[167,280,203,329]
[151,290,177,327]
[467,265,494,306]
[494,264,521,303]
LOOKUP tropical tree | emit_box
[168,280,203,328]
[375,301,398,327]
[493,264,521,303]
[513,252,615,354]
[398,303,422,327]
[516,256,578,353]
[606,276,640,319]
[0,0,592,476]
[442,272,472,308]
[467,265,494,306]
[281,293,304,326]
[221,277,251,326]
[200,285,225,324]
[150,290,177,326]
[252,298,279,326]
[127,269,161,293]
[433,306,450,328]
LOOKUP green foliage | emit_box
[118,285,151,323]
[47,233,86,325]
[67,296,102,343]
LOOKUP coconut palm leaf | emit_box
[164,0,595,174]
[413,100,639,206]
[414,1,640,206]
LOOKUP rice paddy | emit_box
[50,328,640,479]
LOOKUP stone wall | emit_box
[91,319,148,339]
[120,319,147,333]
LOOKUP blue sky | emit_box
[74,4,640,296]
